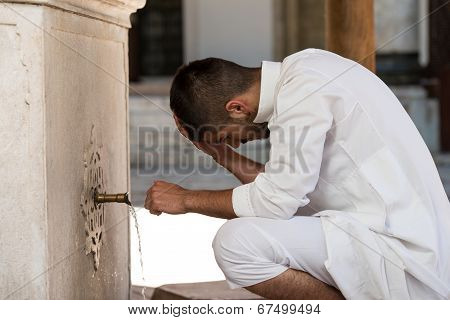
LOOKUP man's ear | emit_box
[173,114,191,140]
[225,100,251,120]
[173,114,180,125]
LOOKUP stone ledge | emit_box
[152,281,263,300]
[4,0,146,27]
[132,281,263,300]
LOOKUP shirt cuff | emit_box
[232,184,256,217]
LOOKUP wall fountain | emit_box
[0,0,146,299]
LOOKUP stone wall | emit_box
[0,0,145,299]
[182,0,274,67]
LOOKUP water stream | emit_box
[128,203,147,299]
[128,204,145,280]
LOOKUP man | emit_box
[145,49,450,299]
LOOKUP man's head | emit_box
[170,58,268,148]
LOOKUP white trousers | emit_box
[212,216,338,289]
[212,216,442,299]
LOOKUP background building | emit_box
[126,0,450,299]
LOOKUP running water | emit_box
[128,204,145,281]
[128,204,147,299]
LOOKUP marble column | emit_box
[325,0,376,72]
[0,0,145,299]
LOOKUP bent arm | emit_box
[172,115,264,184]
[232,71,334,220]
[215,147,264,184]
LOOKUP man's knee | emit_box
[212,218,252,262]
[212,218,290,288]
[213,218,270,276]
[212,217,282,269]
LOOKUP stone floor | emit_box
[128,91,450,299]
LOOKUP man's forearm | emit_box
[184,189,237,219]
[216,150,264,184]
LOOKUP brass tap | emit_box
[94,192,131,206]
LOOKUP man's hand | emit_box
[145,180,188,216]
[172,114,264,184]
[144,179,237,220]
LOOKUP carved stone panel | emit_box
[80,126,106,270]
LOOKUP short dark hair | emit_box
[170,58,259,140]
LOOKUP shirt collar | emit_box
[253,61,282,123]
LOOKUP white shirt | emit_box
[232,49,450,299]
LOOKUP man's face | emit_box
[202,122,268,148]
